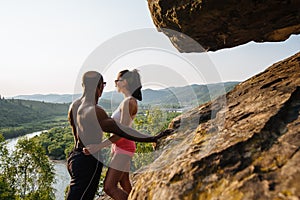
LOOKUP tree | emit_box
[9,138,55,199]
[0,134,16,199]
[0,176,16,200]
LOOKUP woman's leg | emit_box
[118,156,132,194]
[119,172,132,195]
[104,167,127,200]
[103,154,131,200]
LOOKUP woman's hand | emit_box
[83,144,100,155]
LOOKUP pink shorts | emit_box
[112,138,136,157]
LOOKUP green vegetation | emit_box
[32,127,74,160]
[0,98,69,139]
[0,134,55,199]
[0,134,15,200]
[132,107,181,171]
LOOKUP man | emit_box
[65,71,170,200]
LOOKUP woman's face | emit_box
[115,74,126,93]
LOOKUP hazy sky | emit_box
[1,0,299,97]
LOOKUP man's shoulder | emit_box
[70,99,81,107]
[68,99,82,113]
[94,105,109,119]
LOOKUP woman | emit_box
[84,69,142,200]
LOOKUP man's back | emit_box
[70,98,103,147]
[66,96,104,200]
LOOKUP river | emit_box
[5,131,70,200]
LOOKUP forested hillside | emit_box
[0,98,69,139]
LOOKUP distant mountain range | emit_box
[13,82,239,108]
[13,93,82,104]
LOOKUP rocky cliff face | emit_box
[148,0,300,52]
[129,52,300,199]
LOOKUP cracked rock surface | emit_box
[128,52,300,200]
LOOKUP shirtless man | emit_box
[65,71,169,200]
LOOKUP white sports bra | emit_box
[111,96,134,127]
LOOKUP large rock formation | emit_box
[129,52,300,199]
[148,0,300,52]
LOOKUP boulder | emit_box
[129,52,300,199]
[148,0,300,52]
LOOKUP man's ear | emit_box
[98,86,102,94]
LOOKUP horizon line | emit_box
[4,81,240,98]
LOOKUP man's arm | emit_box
[68,105,77,148]
[102,119,158,142]
[95,106,162,142]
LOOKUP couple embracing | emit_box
[65,69,171,200]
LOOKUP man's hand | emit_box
[152,129,174,150]
[154,128,174,142]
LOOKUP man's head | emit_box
[82,71,106,98]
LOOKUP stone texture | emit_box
[128,52,300,199]
[148,0,300,52]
